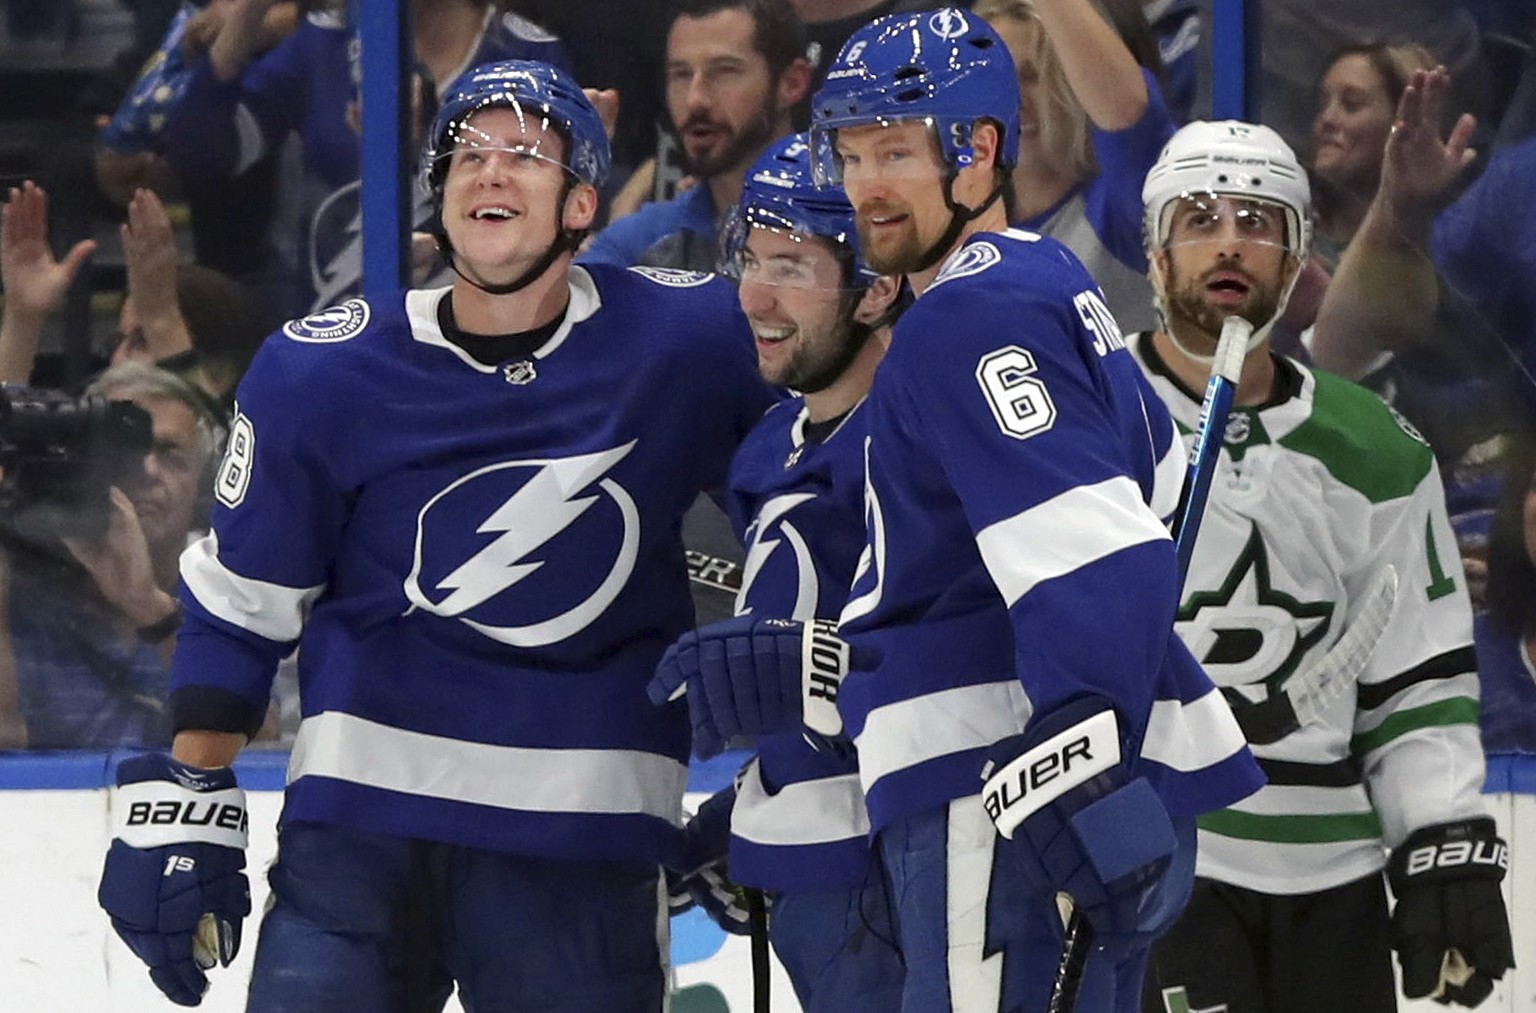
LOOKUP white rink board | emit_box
[1,786,1530,1013]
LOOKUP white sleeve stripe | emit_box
[1141,688,1250,773]
[857,680,1031,789]
[1150,417,1186,521]
[179,532,325,643]
[289,711,688,819]
[975,476,1171,607]
[732,762,869,846]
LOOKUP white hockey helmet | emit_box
[1141,120,1312,262]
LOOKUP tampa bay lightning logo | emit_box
[628,266,712,288]
[283,299,370,342]
[928,242,1001,291]
[839,436,886,625]
[403,443,640,646]
[736,492,818,618]
[928,8,970,39]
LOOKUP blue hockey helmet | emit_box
[721,133,877,288]
[423,59,610,191]
[808,7,1021,186]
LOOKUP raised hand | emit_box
[119,187,193,362]
[1,180,96,325]
[1380,67,1477,230]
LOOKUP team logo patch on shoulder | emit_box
[628,266,713,288]
[1385,404,1429,447]
[929,242,1001,291]
[283,299,370,343]
[501,12,559,42]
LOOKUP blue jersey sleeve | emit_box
[893,245,1182,725]
[172,316,356,716]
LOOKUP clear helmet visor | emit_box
[809,116,949,188]
[426,99,575,187]
[1155,192,1303,259]
[719,206,868,291]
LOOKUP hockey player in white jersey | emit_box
[648,133,906,1010]
[96,60,776,1011]
[675,9,1265,1012]
[1130,120,1514,1012]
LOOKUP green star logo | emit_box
[1177,528,1334,692]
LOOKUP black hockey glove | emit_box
[1387,818,1513,1007]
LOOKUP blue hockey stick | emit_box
[1047,315,1252,1013]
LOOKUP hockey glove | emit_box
[647,615,849,759]
[665,786,755,935]
[1387,818,1513,1007]
[980,697,1179,955]
[98,754,252,1007]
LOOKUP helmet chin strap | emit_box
[907,169,1007,275]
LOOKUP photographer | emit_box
[3,363,223,749]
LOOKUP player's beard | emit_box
[772,298,871,395]
[1164,262,1282,350]
[856,203,927,276]
[678,100,778,180]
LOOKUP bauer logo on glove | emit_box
[981,707,1120,839]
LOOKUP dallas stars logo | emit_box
[1177,529,1333,692]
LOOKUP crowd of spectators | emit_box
[0,0,1532,762]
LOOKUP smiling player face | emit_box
[439,107,584,284]
[734,225,866,393]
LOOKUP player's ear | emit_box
[970,119,1001,174]
[563,182,598,233]
[854,275,901,325]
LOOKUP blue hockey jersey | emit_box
[174,264,775,864]
[837,229,1263,833]
[722,399,872,892]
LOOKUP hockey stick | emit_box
[1224,564,1399,744]
[1047,315,1251,1013]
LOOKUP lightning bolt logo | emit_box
[735,492,818,618]
[404,442,641,646]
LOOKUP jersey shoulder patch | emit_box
[627,266,713,288]
[928,240,1002,292]
[500,12,560,43]
[282,299,371,343]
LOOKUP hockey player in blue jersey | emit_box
[648,133,906,1010]
[96,60,775,1011]
[656,9,1265,1011]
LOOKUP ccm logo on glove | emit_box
[1400,839,1508,877]
[982,708,1120,838]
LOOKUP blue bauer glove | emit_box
[980,697,1179,952]
[647,615,849,759]
[98,754,252,1006]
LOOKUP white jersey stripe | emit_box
[857,681,1032,791]
[732,763,869,847]
[289,711,688,820]
[1150,415,1186,521]
[1140,688,1250,773]
[180,532,324,643]
[976,475,1171,608]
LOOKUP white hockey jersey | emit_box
[1131,333,1487,894]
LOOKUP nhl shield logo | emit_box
[503,360,537,385]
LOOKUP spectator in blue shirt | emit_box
[582,0,811,270]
